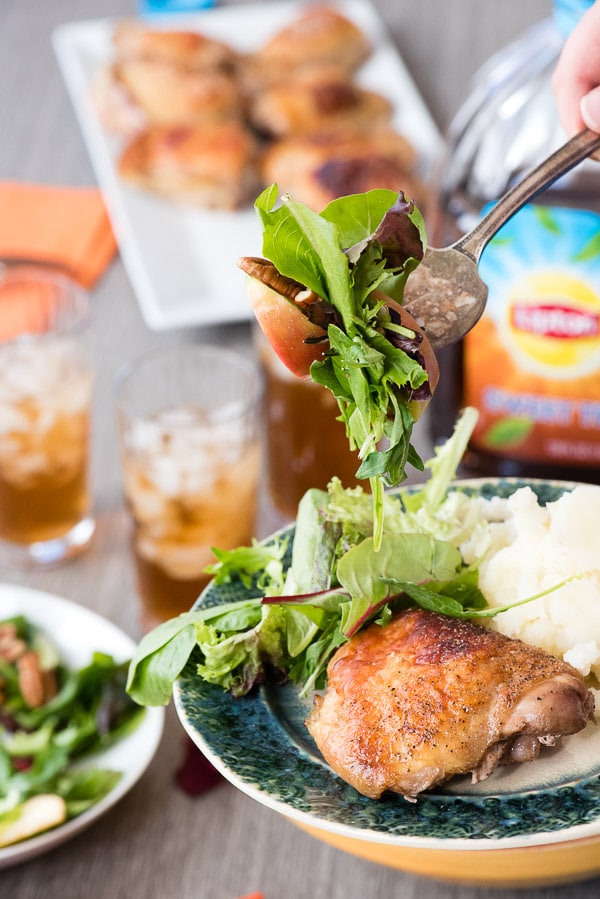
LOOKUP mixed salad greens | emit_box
[126,409,576,708]
[249,186,434,547]
[0,617,143,847]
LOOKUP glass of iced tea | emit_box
[115,343,262,630]
[254,328,365,522]
[0,265,94,567]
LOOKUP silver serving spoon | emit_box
[403,128,600,350]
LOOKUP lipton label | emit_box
[463,204,600,466]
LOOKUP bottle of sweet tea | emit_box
[428,0,600,483]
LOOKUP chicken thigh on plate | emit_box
[306,609,595,799]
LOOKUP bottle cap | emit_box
[554,0,595,36]
[138,0,216,13]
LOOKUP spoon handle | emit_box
[455,128,600,262]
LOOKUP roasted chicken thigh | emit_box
[306,609,595,799]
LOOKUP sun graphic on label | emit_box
[502,271,600,377]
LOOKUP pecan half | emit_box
[239,256,305,299]
[17,651,45,708]
[239,256,341,334]
[0,624,27,663]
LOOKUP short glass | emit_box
[0,265,94,567]
[115,343,263,630]
[254,328,364,521]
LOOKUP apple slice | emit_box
[245,274,328,379]
[0,794,66,847]
[239,257,336,379]
[239,257,439,417]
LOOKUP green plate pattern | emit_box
[174,479,600,848]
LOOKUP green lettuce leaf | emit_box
[254,186,429,545]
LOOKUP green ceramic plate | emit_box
[174,479,600,852]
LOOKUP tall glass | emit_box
[115,343,263,630]
[0,265,94,567]
[254,328,364,521]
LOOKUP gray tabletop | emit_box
[4,1,599,897]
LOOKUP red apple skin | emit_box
[246,276,328,378]
[245,278,439,418]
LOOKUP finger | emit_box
[581,84,600,131]
[581,85,600,159]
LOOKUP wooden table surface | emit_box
[5,1,600,897]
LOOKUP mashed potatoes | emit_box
[464,485,600,680]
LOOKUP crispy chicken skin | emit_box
[113,61,243,128]
[92,10,423,211]
[111,20,238,72]
[306,609,595,799]
[91,21,241,136]
[118,122,260,209]
[261,128,423,211]
[248,66,392,138]
[242,5,372,92]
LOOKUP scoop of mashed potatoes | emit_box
[465,485,600,680]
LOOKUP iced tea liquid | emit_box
[0,342,92,545]
[0,432,89,543]
[132,550,214,625]
[130,484,257,626]
[257,332,364,520]
[121,406,260,627]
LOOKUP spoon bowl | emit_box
[404,128,600,350]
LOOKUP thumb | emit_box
[581,85,600,132]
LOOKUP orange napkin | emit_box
[0,181,117,290]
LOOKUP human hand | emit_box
[552,0,600,136]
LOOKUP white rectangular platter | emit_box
[53,0,442,331]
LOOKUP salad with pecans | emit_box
[0,616,142,847]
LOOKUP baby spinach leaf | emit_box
[126,621,199,707]
[254,185,429,544]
